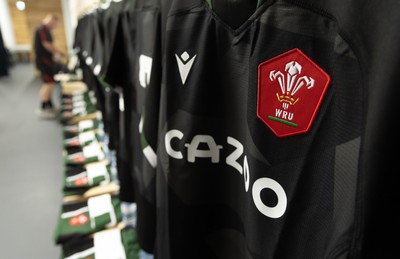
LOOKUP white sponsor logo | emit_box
[165,129,287,218]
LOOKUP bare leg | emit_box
[36,82,57,119]
[39,82,54,103]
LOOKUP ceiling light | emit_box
[16,1,26,11]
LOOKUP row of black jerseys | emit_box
[72,0,398,258]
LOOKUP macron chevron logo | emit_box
[175,51,196,85]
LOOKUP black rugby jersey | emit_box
[102,0,136,204]
[111,0,163,252]
[73,14,106,118]
[149,0,373,258]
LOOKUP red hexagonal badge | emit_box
[257,48,331,137]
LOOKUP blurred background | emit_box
[0,0,100,68]
[0,1,101,258]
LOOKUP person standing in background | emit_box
[34,14,65,119]
[0,27,9,77]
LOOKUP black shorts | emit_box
[36,58,56,83]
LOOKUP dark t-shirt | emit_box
[34,23,56,83]
[34,23,53,71]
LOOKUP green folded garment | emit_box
[63,119,101,134]
[59,91,97,124]
[54,194,122,245]
[61,91,96,106]
[60,226,140,259]
[61,93,96,111]
[63,163,112,195]
[63,130,104,148]
[60,104,97,123]
[64,142,106,165]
